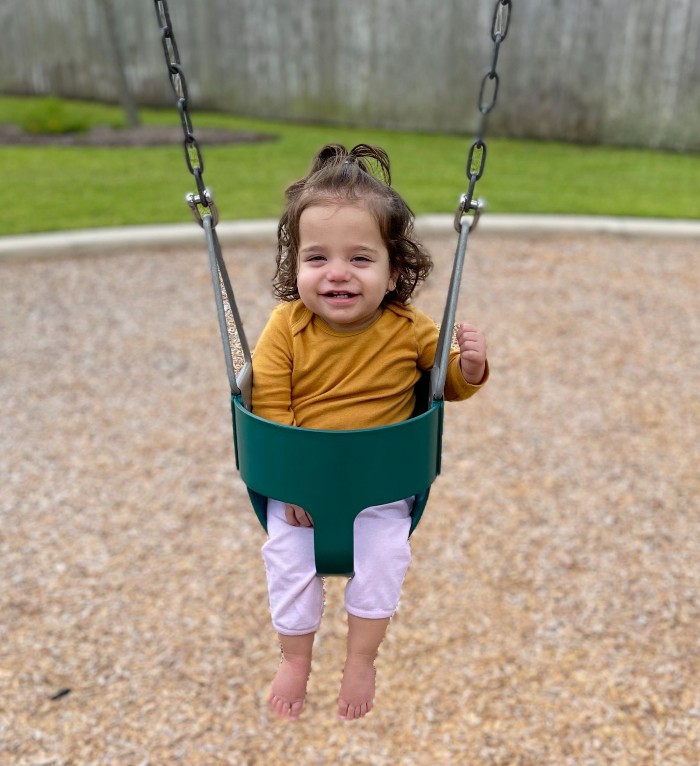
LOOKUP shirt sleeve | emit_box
[444,354,489,401]
[251,305,296,426]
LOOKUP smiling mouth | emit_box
[323,291,356,299]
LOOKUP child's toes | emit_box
[289,699,304,720]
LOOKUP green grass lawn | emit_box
[1,95,699,235]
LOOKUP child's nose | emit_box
[327,265,351,281]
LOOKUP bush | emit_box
[20,98,91,135]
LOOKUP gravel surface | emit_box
[1,231,699,765]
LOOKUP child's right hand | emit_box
[285,503,314,527]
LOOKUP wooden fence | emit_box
[2,0,699,151]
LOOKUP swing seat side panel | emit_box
[231,395,443,575]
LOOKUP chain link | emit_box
[454,0,513,232]
[153,0,216,226]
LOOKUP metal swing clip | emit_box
[453,193,485,233]
[187,189,220,228]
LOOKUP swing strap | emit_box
[203,217,252,404]
[154,0,252,401]
[432,0,512,404]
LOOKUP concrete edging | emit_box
[1,215,699,261]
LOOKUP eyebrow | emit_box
[299,243,381,254]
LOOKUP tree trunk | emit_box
[97,0,140,128]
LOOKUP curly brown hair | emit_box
[274,144,433,304]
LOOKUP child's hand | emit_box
[456,322,487,384]
[285,503,314,527]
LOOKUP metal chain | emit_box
[454,0,513,232]
[431,0,513,402]
[153,0,509,234]
[153,0,218,227]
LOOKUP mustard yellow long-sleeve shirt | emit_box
[251,300,487,430]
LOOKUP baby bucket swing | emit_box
[153,0,512,576]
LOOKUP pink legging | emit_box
[262,497,414,636]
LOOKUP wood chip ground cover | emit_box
[1,232,698,765]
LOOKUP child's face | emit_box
[296,202,396,332]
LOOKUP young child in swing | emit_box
[252,143,488,721]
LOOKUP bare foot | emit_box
[268,656,311,721]
[337,656,376,720]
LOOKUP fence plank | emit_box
[1,0,698,151]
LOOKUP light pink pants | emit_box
[262,497,414,636]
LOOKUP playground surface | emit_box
[1,228,698,764]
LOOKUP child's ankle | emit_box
[281,652,312,671]
[344,651,377,667]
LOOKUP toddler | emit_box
[252,144,488,721]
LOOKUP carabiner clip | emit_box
[187,189,219,228]
[453,194,484,233]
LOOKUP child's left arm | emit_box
[456,322,487,385]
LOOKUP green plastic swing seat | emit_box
[231,394,444,576]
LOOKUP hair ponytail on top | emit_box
[275,143,433,304]
[309,143,392,185]
[282,144,391,207]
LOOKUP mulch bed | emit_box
[1,231,698,764]
[0,124,275,147]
